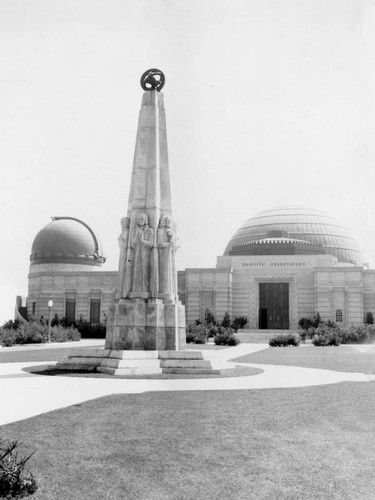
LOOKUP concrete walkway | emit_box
[0,341,373,426]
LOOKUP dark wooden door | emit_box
[259,283,289,329]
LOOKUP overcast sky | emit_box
[1,0,375,322]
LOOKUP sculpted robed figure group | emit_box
[117,212,178,300]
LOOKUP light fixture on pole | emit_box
[48,299,53,343]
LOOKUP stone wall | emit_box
[182,254,369,328]
[28,263,117,323]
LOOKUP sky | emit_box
[1,0,375,323]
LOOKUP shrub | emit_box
[0,437,37,499]
[230,319,241,332]
[186,324,209,344]
[14,322,46,344]
[0,329,17,347]
[298,318,314,331]
[75,320,106,339]
[312,313,323,327]
[221,312,231,328]
[220,312,231,328]
[50,325,81,342]
[234,317,248,329]
[214,326,240,346]
[0,321,81,346]
[340,324,375,344]
[310,325,342,346]
[207,324,218,338]
[269,333,300,347]
[1,319,21,331]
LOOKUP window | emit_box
[32,302,36,315]
[204,308,212,323]
[336,309,343,322]
[90,299,101,324]
[65,299,76,324]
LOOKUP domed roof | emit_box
[30,217,106,266]
[224,206,362,265]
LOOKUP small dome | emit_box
[224,206,362,265]
[30,217,106,266]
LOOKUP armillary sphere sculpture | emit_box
[140,69,165,91]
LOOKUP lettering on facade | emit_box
[241,262,306,267]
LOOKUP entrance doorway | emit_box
[259,283,289,329]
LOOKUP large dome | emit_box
[30,217,106,266]
[224,206,362,265]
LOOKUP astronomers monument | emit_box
[55,69,220,375]
[105,69,186,352]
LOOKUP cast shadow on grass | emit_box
[22,364,263,380]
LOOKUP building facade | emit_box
[24,207,375,330]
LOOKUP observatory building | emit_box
[24,206,375,330]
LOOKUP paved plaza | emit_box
[1,340,374,426]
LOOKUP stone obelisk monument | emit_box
[57,70,217,375]
[105,68,186,351]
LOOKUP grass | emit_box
[0,346,92,363]
[231,344,375,374]
[2,383,375,500]
[3,344,375,498]
[0,343,225,363]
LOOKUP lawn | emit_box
[0,343,225,364]
[2,383,375,500]
[231,344,375,374]
[0,345,91,363]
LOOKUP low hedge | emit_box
[214,327,240,346]
[269,333,300,347]
[307,323,375,346]
[0,321,81,347]
[186,324,209,344]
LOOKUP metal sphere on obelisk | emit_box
[105,69,186,351]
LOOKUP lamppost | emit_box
[48,299,53,343]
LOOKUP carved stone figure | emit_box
[158,215,178,297]
[117,217,130,298]
[130,213,154,294]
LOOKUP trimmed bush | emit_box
[214,327,240,346]
[298,318,314,331]
[340,324,375,344]
[0,329,17,347]
[234,317,248,329]
[0,437,37,499]
[50,325,81,342]
[230,319,241,333]
[0,321,81,347]
[186,324,209,344]
[269,333,300,347]
[1,319,21,331]
[221,312,231,328]
[310,325,342,346]
[75,320,106,339]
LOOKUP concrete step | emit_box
[160,359,212,369]
[236,329,300,343]
[158,351,203,360]
[55,348,218,375]
[162,367,221,375]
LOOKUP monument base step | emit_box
[56,348,217,376]
[235,329,300,343]
[162,368,221,375]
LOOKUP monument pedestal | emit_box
[55,349,219,375]
[104,298,186,351]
